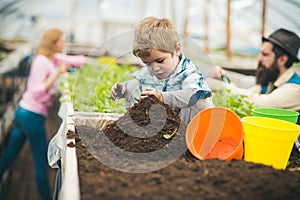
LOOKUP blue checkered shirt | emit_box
[132,54,212,109]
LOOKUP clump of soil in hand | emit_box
[128,94,180,126]
[102,95,186,152]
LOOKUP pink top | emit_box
[20,55,57,116]
[20,54,85,116]
[53,53,86,68]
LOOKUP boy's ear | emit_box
[175,42,181,56]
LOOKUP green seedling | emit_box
[212,89,256,118]
[163,128,178,140]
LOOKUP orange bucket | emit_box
[186,107,244,161]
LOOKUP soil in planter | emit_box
[74,95,300,200]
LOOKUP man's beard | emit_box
[256,61,280,87]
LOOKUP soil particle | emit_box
[66,130,76,139]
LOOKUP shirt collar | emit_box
[274,67,295,87]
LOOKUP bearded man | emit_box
[208,29,300,116]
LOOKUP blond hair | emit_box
[133,16,179,58]
[36,28,63,58]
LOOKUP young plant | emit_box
[212,89,256,118]
[59,61,139,113]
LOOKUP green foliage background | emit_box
[59,62,139,113]
[60,61,255,117]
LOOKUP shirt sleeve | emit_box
[247,84,300,109]
[162,73,212,109]
[226,82,300,110]
[54,53,86,68]
[226,83,261,96]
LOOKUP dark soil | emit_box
[74,95,300,200]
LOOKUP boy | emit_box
[110,16,214,125]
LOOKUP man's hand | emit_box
[140,88,163,102]
[110,83,126,100]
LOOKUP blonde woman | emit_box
[0,28,84,200]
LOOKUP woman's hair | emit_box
[133,16,179,58]
[36,28,63,58]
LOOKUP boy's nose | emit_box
[152,63,160,71]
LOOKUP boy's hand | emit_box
[141,88,163,102]
[110,83,126,100]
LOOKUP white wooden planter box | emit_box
[52,101,121,200]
